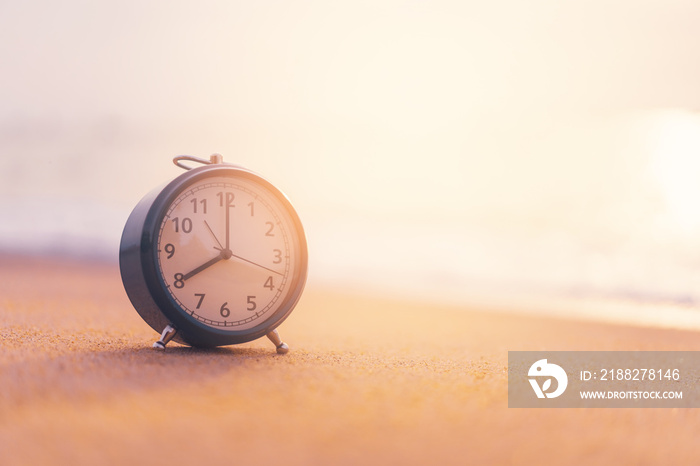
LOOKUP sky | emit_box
[2,0,700,311]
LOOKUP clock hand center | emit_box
[214,246,233,260]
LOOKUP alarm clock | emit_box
[119,154,308,353]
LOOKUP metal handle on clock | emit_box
[173,153,224,170]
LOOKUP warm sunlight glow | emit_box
[649,110,700,232]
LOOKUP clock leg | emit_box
[266,329,289,354]
[153,325,177,350]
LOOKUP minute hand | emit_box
[225,202,231,250]
[229,252,283,276]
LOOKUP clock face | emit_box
[155,173,302,332]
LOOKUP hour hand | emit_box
[182,250,226,281]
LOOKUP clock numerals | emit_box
[158,180,295,329]
[217,192,235,207]
[247,296,256,311]
[172,217,193,233]
[190,198,207,214]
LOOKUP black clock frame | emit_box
[119,163,308,348]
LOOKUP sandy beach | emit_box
[1,255,700,465]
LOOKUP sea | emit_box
[3,112,700,330]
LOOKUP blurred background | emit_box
[2,0,700,325]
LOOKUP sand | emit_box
[1,255,700,465]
